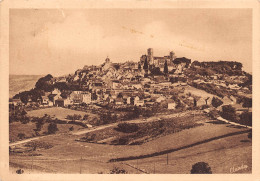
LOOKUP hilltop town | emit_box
[10,48,251,111]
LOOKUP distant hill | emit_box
[9,75,43,98]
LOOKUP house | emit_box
[55,98,65,107]
[64,97,73,107]
[135,100,144,107]
[156,96,166,103]
[194,97,205,107]
[204,97,213,105]
[115,98,124,105]
[222,96,233,105]
[82,92,92,104]
[145,101,155,107]
[167,99,176,109]
[41,96,49,106]
[230,95,237,104]
[48,94,61,103]
[134,96,140,105]
[132,83,142,90]
[52,88,61,95]
[9,98,23,107]
[126,97,132,104]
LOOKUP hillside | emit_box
[9,75,43,98]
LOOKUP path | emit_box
[10,135,51,146]
[217,117,252,129]
[72,110,201,136]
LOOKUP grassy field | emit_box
[27,107,94,120]
[9,121,84,142]
[184,85,217,99]
[78,114,207,145]
[9,113,252,174]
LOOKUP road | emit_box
[72,110,201,135]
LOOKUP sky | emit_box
[10,9,252,76]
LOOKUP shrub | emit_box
[47,123,59,134]
[201,104,210,110]
[116,123,139,133]
[83,114,89,120]
[242,97,252,109]
[239,111,252,126]
[25,141,53,150]
[211,97,223,108]
[221,105,237,121]
[82,133,96,142]
[17,133,25,140]
[16,169,24,174]
[110,167,127,174]
[66,114,82,121]
[36,119,44,131]
[208,109,219,119]
[190,162,212,174]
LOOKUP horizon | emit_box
[10,9,252,76]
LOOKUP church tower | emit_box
[170,51,176,61]
[147,48,154,65]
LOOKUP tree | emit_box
[242,97,252,110]
[35,74,54,92]
[211,97,223,108]
[138,63,141,71]
[191,60,201,67]
[151,67,163,75]
[36,119,44,131]
[221,105,237,121]
[190,162,212,174]
[143,56,148,71]
[47,123,59,134]
[239,111,252,126]
[164,60,168,74]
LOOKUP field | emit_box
[184,85,217,99]
[10,107,93,142]
[9,107,252,174]
[9,121,84,142]
[77,114,206,145]
[27,107,94,120]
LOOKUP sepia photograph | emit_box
[1,1,259,180]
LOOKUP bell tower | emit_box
[147,48,154,65]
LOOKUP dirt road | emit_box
[72,110,202,136]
